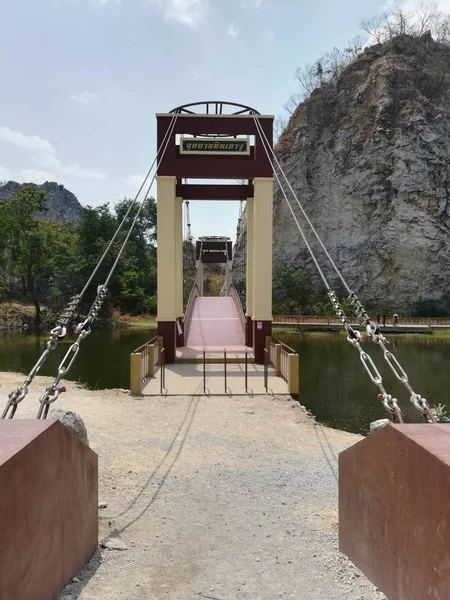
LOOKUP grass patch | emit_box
[111,309,156,327]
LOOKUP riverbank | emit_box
[0,302,156,331]
[273,326,450,338]
[0,372,385,600]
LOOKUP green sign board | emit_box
[180,137,250,156]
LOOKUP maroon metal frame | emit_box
[157,113,273,182]
[176,183,253,201]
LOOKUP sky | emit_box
[1,0,447,241]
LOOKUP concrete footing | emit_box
[339,424,450,600]
[0,420,98,600]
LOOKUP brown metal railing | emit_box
[273,315,450,327]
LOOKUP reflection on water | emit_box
[276,332,450,434]
[0,328,157,390]
[0,328,448,434]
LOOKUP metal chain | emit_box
[328,290,403,424]
[349,293,436,423]
[36,285,108,419]
[1,294,80,419]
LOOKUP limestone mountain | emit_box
[235,33,450,313]
[273,33,450,312]
[0,181,83,224]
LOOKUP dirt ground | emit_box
[1,372,386,600]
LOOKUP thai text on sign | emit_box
[180,137,250,155]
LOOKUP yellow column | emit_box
[175,196,183,317]
[157,176,177,321]
[246,197,254,317]
[252,178,273,320]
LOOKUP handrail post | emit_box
[245,349,248,393]
[160,348,165,394]
[148,344,155,378]
[203,349,206,394]
[264,348,268,393]
[224,349,227,394]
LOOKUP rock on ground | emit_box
[49,407,89,446]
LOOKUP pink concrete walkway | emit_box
[184,297,245,352]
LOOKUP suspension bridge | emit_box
[0,101,449,600]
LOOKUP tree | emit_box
[361,3,450,45]
[272,263,312,314]
[0,186,78,326]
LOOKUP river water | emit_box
[0,328,448,434]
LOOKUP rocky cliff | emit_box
[244,34,450,312]
[0,181,83,224]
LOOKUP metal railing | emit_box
[273,315,450,327]
[130,335,162,395]
[200,348,249,395]
[280,346,289,383]
[229,284,246,330]
[184,284,201,343]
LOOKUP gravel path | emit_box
[1,372,386,600]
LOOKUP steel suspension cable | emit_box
[2,111,179,419]
[253,113,435,422]
[1,113,178,419]
[34,113,179,419]
[252,113,404,423]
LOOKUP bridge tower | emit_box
[156,101,274,363]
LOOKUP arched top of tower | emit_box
[169,101,261,116]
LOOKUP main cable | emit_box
[253,113,435,422]
[252,113,404,423]
[2,113,178,419]
[34,113,179,419]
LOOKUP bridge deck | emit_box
[182,297,245,355]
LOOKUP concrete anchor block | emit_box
[339,424,450,600]
[0,420,98,600]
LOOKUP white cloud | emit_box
[254,0,262,7]
[70,91,100,104]
[227,21,239,37]
[162,0,209,28]
[262,29,275,45]
[0,126,55,155]
[0,125,106,182]
[0,165,12,181]
[20,169,57,184]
